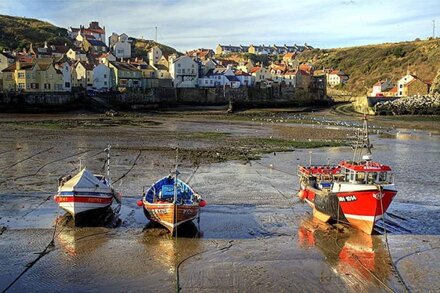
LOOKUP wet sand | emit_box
[0,111,439,292]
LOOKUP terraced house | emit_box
[108,61,142,89]
[1,60,65,92]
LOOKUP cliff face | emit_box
[298,39,440,95]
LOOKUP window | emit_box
[18,73,25,78]
[104,74,107,78]
[178,64,181,67]
[104,81,107,85]
[182,69,185,74]
[366,172,377,184]
[65,82,70,88]
[18,83,25,89]
[355,172,365,183]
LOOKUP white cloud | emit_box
[1,0,439,51]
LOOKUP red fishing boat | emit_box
[297,117,397,234]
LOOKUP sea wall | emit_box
[0,92,81,112]
[0,84,329,112]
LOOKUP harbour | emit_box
[0,110,439,292]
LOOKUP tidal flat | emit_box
[0,110,439,292]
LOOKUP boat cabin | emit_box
[298,160,393,191]
[338,160,393,185]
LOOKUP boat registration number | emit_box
[155,209,168,214]
[338,195,357,202]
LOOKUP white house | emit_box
[55,61,72,92]
[327,69,349,86]
[148,46,162,65]
[93,63,111,91]
[169,56,198,88]
[397,73,416,97]
[109,33,131,59]
[234,70,254,87]
[198,67,240,88]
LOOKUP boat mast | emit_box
[105,144,111,185]
[352,116,372,162]
[173,149,180,204]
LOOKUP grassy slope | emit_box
[0,14,71,50]
[298,39,440,95]
[132,38,180,58]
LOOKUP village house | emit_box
[97,52,116,65]
[371,79,395,97]
[248,45,275,55]
[397,73,431,97]
[108,32,131,59]
[66,48,88,62]
[283,70,297,86]
[151,64,171,79]
[73,61,94,89]
[198,66,240,88]
[236,59,255,73]
[186,48,214,60]
[82,38,108,54]
[108,61,142,90]
[92,63,111,91]
[0,52,15,90]
[234,70,254,87]
[327,69,349,86]
[2,60,65,92]
[169,56,198,88]
[148,46,163,65]
[30,42,70,59]
[249,66,271,84]
[54,61,72,92]
[69,22,106,43]
[216,44,246,55]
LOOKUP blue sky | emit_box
[1,0,439,51]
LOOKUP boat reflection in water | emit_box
[57,227,110,257]
[142,221,202,274]
[298,218,395,291]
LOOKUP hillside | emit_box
[132,38,181,58]
[0,15,71,50]
[298,39,440,95]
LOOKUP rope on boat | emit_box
[378,188,410,293]
[0,149,94,186]
[113,150,142,184]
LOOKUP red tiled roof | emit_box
[249,67,261,73]
[283,52,295,59]
[235,70,251,76]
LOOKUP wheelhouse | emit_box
[338,161,394,185]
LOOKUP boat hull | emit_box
[54,194,113,217]
[143,201,200,233]
[301,187,397,234]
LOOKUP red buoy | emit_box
[298,190,308,200]
[199,200,207,207]
[136,200,143,207]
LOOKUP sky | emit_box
[1,0,439,51]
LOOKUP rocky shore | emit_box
[375,94,440,115]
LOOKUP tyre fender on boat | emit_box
[298,189,308,200]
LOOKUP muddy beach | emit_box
[0,110,439,292]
